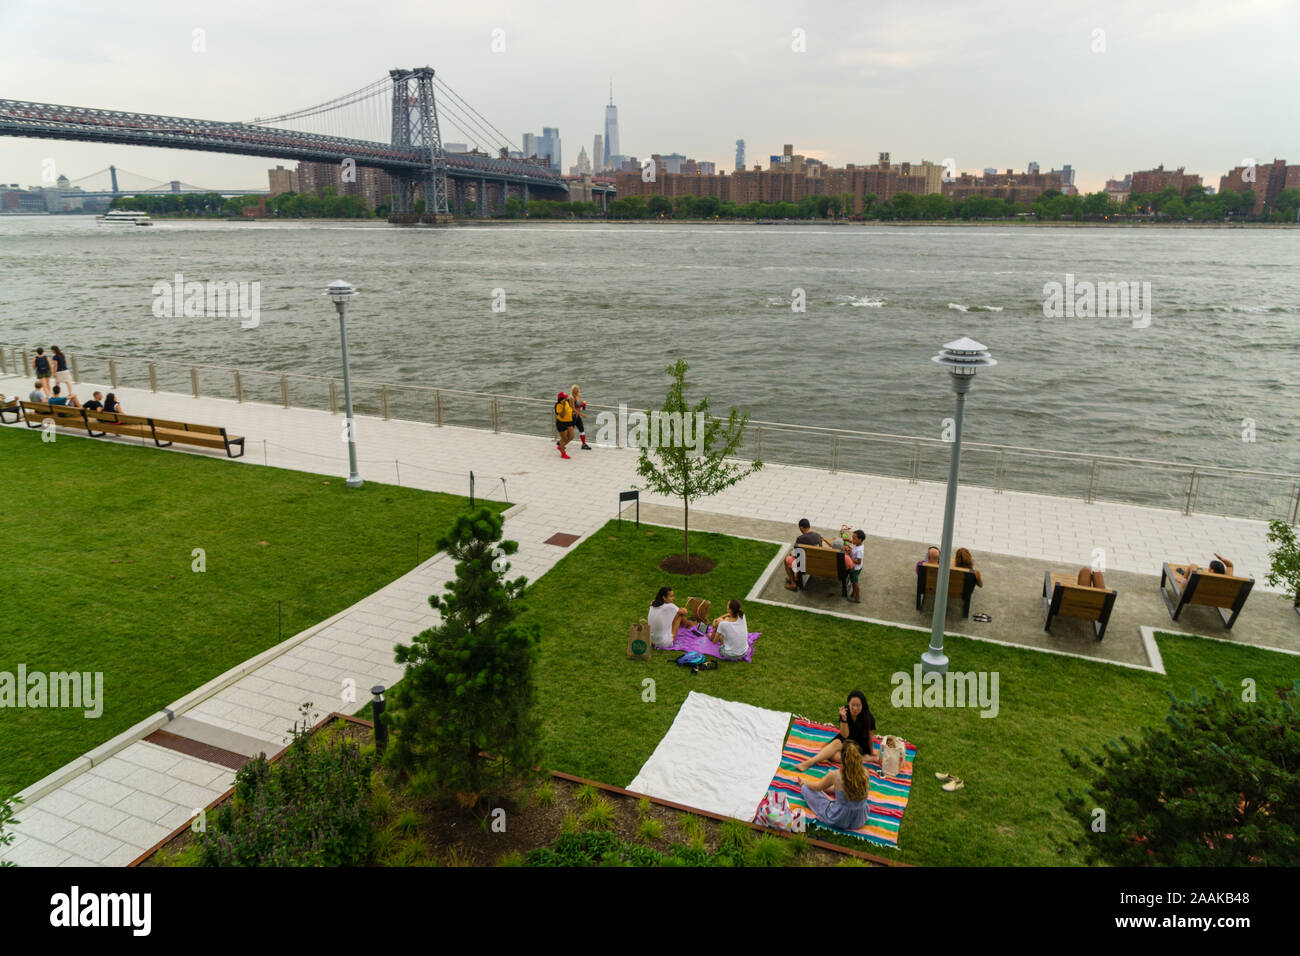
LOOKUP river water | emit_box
[2,217,1297,477]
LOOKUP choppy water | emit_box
[2,217,1297,473]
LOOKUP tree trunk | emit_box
[683,498,690,564]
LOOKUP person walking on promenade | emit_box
[570,384,592,450]
[32,348,52,397]
[51,346,72,393]
[555,391,575,459]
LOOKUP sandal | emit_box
[934,772,955,782]
[942,777,965,792]
[972,612,992,623]
[784,583,799,591]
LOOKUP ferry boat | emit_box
[96,210,153,226]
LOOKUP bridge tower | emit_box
[109,165,119,195]
[388,67,449,219]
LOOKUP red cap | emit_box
[557,391,568,399]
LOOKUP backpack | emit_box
[674,651,717,673]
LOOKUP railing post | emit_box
[148,363,158,392]
[381,386,389,421]
[910,441,920,483]
[435,389,443,426]
[109,359,118,388]
[1184,468,1197,516]
[995,449,1006,494]
[1086,459,1099,504]
[755,425,761,461]
[70,354,78,382]
[280,374,289,408]
[234,370,243,403]
[1291,482,1300,526]
[829,434,838,474]
[190,366,200,399]
[20,349,29,376]
[491,397,500,433]
[329,379,338,415]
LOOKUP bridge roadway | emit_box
[0,98,569,194]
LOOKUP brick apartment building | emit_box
[1129,165,1201,196]
[268,162,394,210]
[941,169,1065,205]
[1219,158,1300,215]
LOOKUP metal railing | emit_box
[3,345,1298,524]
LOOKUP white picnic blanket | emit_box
[627,691,792,820]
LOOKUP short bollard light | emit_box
[371,685,387,751]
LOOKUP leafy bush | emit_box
[1059,680,1300,865]
[0,793,20,868]
[198,719,373,867]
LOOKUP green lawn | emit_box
[0,427,503,795]
[523,522,1300,866]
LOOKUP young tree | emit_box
[384,509,540,802]
[1264,519,1300,608]
[635,359,762,570]
[1058,680,1300,865]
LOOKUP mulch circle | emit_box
[658,554,717,575]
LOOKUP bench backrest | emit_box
[150,418,225,436]
[22,401,85,422]
[84,410,148,427]
[920,563,976,596]
[1055,584,1114,620]
[796,545,841,575]
[1187,572,1253,608]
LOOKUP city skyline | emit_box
[2,0,1298,193]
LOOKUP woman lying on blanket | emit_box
[800,740,871,830]
[794,690,881,772]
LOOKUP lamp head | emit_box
[324,279,357,301]
[932,336,996,377]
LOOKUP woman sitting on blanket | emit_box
[800,740,871,830]
[647,587,703,649]
[794,690,879,772]
[707,599,749,660]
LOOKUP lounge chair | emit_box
[1160,561,1254,629]
[1043,571,1118,641]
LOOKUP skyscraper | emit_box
[593,134,603,174]
[735,139,745,172]
[604,82,620,171]
[522,133,536,159]
[540,127,562,172]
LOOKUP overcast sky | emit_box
[2,0,1298,193]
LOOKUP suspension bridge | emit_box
[0,67,601,222]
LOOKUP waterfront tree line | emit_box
[111,182,1299,223]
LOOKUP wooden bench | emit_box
[1043,571,1118,641]
[20,401,245,458]
[791,544,844,591]
[0,398,23,424]
[138,416,245,458]
[915,562,979,618]
[1160,561,1254,629]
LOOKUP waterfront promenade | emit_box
[0,372,1290,866]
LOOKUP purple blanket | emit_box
[668,624,761,662]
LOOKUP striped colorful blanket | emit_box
[764,717,916,848]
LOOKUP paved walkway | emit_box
[0,373,1287,866]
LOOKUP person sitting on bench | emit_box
[1172,554,1233,588]
[28,381,46,404]
[794,690,880,771]
[954,548,984,588]
[1077,567,1106,588]
[48,385,79,408]
[648,587,698,649]
[915,546,940,574]
[707,599,749,660]
[81,391,104,412]
[784,518,838,591]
